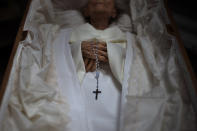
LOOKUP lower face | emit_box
[88,0,115,14]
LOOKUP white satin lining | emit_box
[0,44,24,129]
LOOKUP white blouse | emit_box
[69,23,127,131]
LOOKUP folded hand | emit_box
[81,41,108,72]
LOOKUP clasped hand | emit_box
[81,41,108,72]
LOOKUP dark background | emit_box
[0,0,27,85]
[0,0,197,86]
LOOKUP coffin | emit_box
[0,0,196,130]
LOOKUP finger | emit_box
[90,61,96,72]
[83,54,95,60]
[98,50,108,57]
[82,51,96,60]
[86,59,94,72]
[98,42,107,48]
[82,50,108,63]
[82,42,107,52]
[98,55,108,62]
[84,58,89,67]
[81,45,95,54]
[91,43,107,51]
[82,48,107,58]
[81,41,93,50]
[98,45,107,51]
[82,46,96,53]
[81,41,88,49]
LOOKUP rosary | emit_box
[92,42,102,100]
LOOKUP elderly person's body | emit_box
[66,0,128,130]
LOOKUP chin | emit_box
[94,10,108,15]
[94,5,107,12]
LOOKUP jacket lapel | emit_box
[53,29,89,131]
[119,32,134,131]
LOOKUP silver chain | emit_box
[92,41,101,100]
[93,42,100,71]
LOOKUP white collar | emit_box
[70,23,126,42]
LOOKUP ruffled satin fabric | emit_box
[0,0,196,131]
[123,0,196,130]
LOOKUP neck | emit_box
[90,15,109,30]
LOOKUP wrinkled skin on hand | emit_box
[81,41,108,72]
